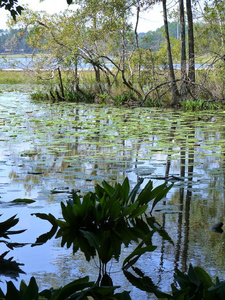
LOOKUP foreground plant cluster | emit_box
[1,178,225,299]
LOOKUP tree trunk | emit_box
[94,65,102,94]
[179,0,187,97]
[134,3,143,92]
[74,52,80,92]
[186,0,195,83]
[162,0,180,106]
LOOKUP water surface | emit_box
[0,89,225,298]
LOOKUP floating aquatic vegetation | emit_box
[11,198,35,204]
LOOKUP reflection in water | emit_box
[181,128,195,272]
[1,93,225,296]
[165,121,177,178]
[210,222,224,233]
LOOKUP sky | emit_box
[0,0,164,33]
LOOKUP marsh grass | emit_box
[0,70,35,84]
[2,69,224,111]
[181,98,224,111]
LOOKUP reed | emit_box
[0,70,34,84]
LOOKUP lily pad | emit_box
[11,198,36,204]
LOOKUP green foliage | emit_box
[0,70,32,84]
[113,93,130,105]
[0,29,33,54]
[198,1,225,53]
[3,0,225,106]
[145,96,162,107]
[2,180,225,299]
[0,214,26,239]
[157,36,180,65]
[139,22,184,51]
[30,91,50,101]
[0,215,26,278]
[33,178,173,266]
[0,212,130,299]
[170,264,225,300]
[11,198,35,204]
[2,177,173,299]
[0,276,129,300]
[30,89,95,103]
[96,92,108,103]
[123,266,170,299]
[181,99,224,111]
[124,264,225,300]
[64,90,95,103]
[0,251,25,278]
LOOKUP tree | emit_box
[202,0,225,52]
[162,0,180,105]
[12,3,144,96]
[179,0,187,97]
[8,0,200,105]
[186,0,195,84]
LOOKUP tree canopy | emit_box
[4,0,225,106]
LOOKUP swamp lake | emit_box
[0,86,225,299]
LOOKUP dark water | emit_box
[0,90,225,298]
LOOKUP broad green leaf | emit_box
[194,266,214,289]
[110,200,121,219]
[55,219,68,228]
[121,177,130,202]
[22,277,39,300]
[148,182,168,201]
[31,224,58,246]
[61,202,75,224]
[123,269,170,298]
[6,281,20,300]
[121,202,139,217]
[137,180,153,205]
[128,178,144,204]
[32,213,56,226]
[175,267,191,289]
[102,180,115,196]
[113,291,131,299]
[11,198,35,204]
[150,183,173,214]
[72,204,80,217]
[208,281,225,299]
[80,230,99,250]
[95,184,106,198]
[0,215,19,234]
[54,276,93,300]
[123,245,157,269]
[129,204,148,218]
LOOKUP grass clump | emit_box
[181,98,224,111]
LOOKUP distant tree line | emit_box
[139,22,187,51]
[0,22,182,55]
[0,28,33,54]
